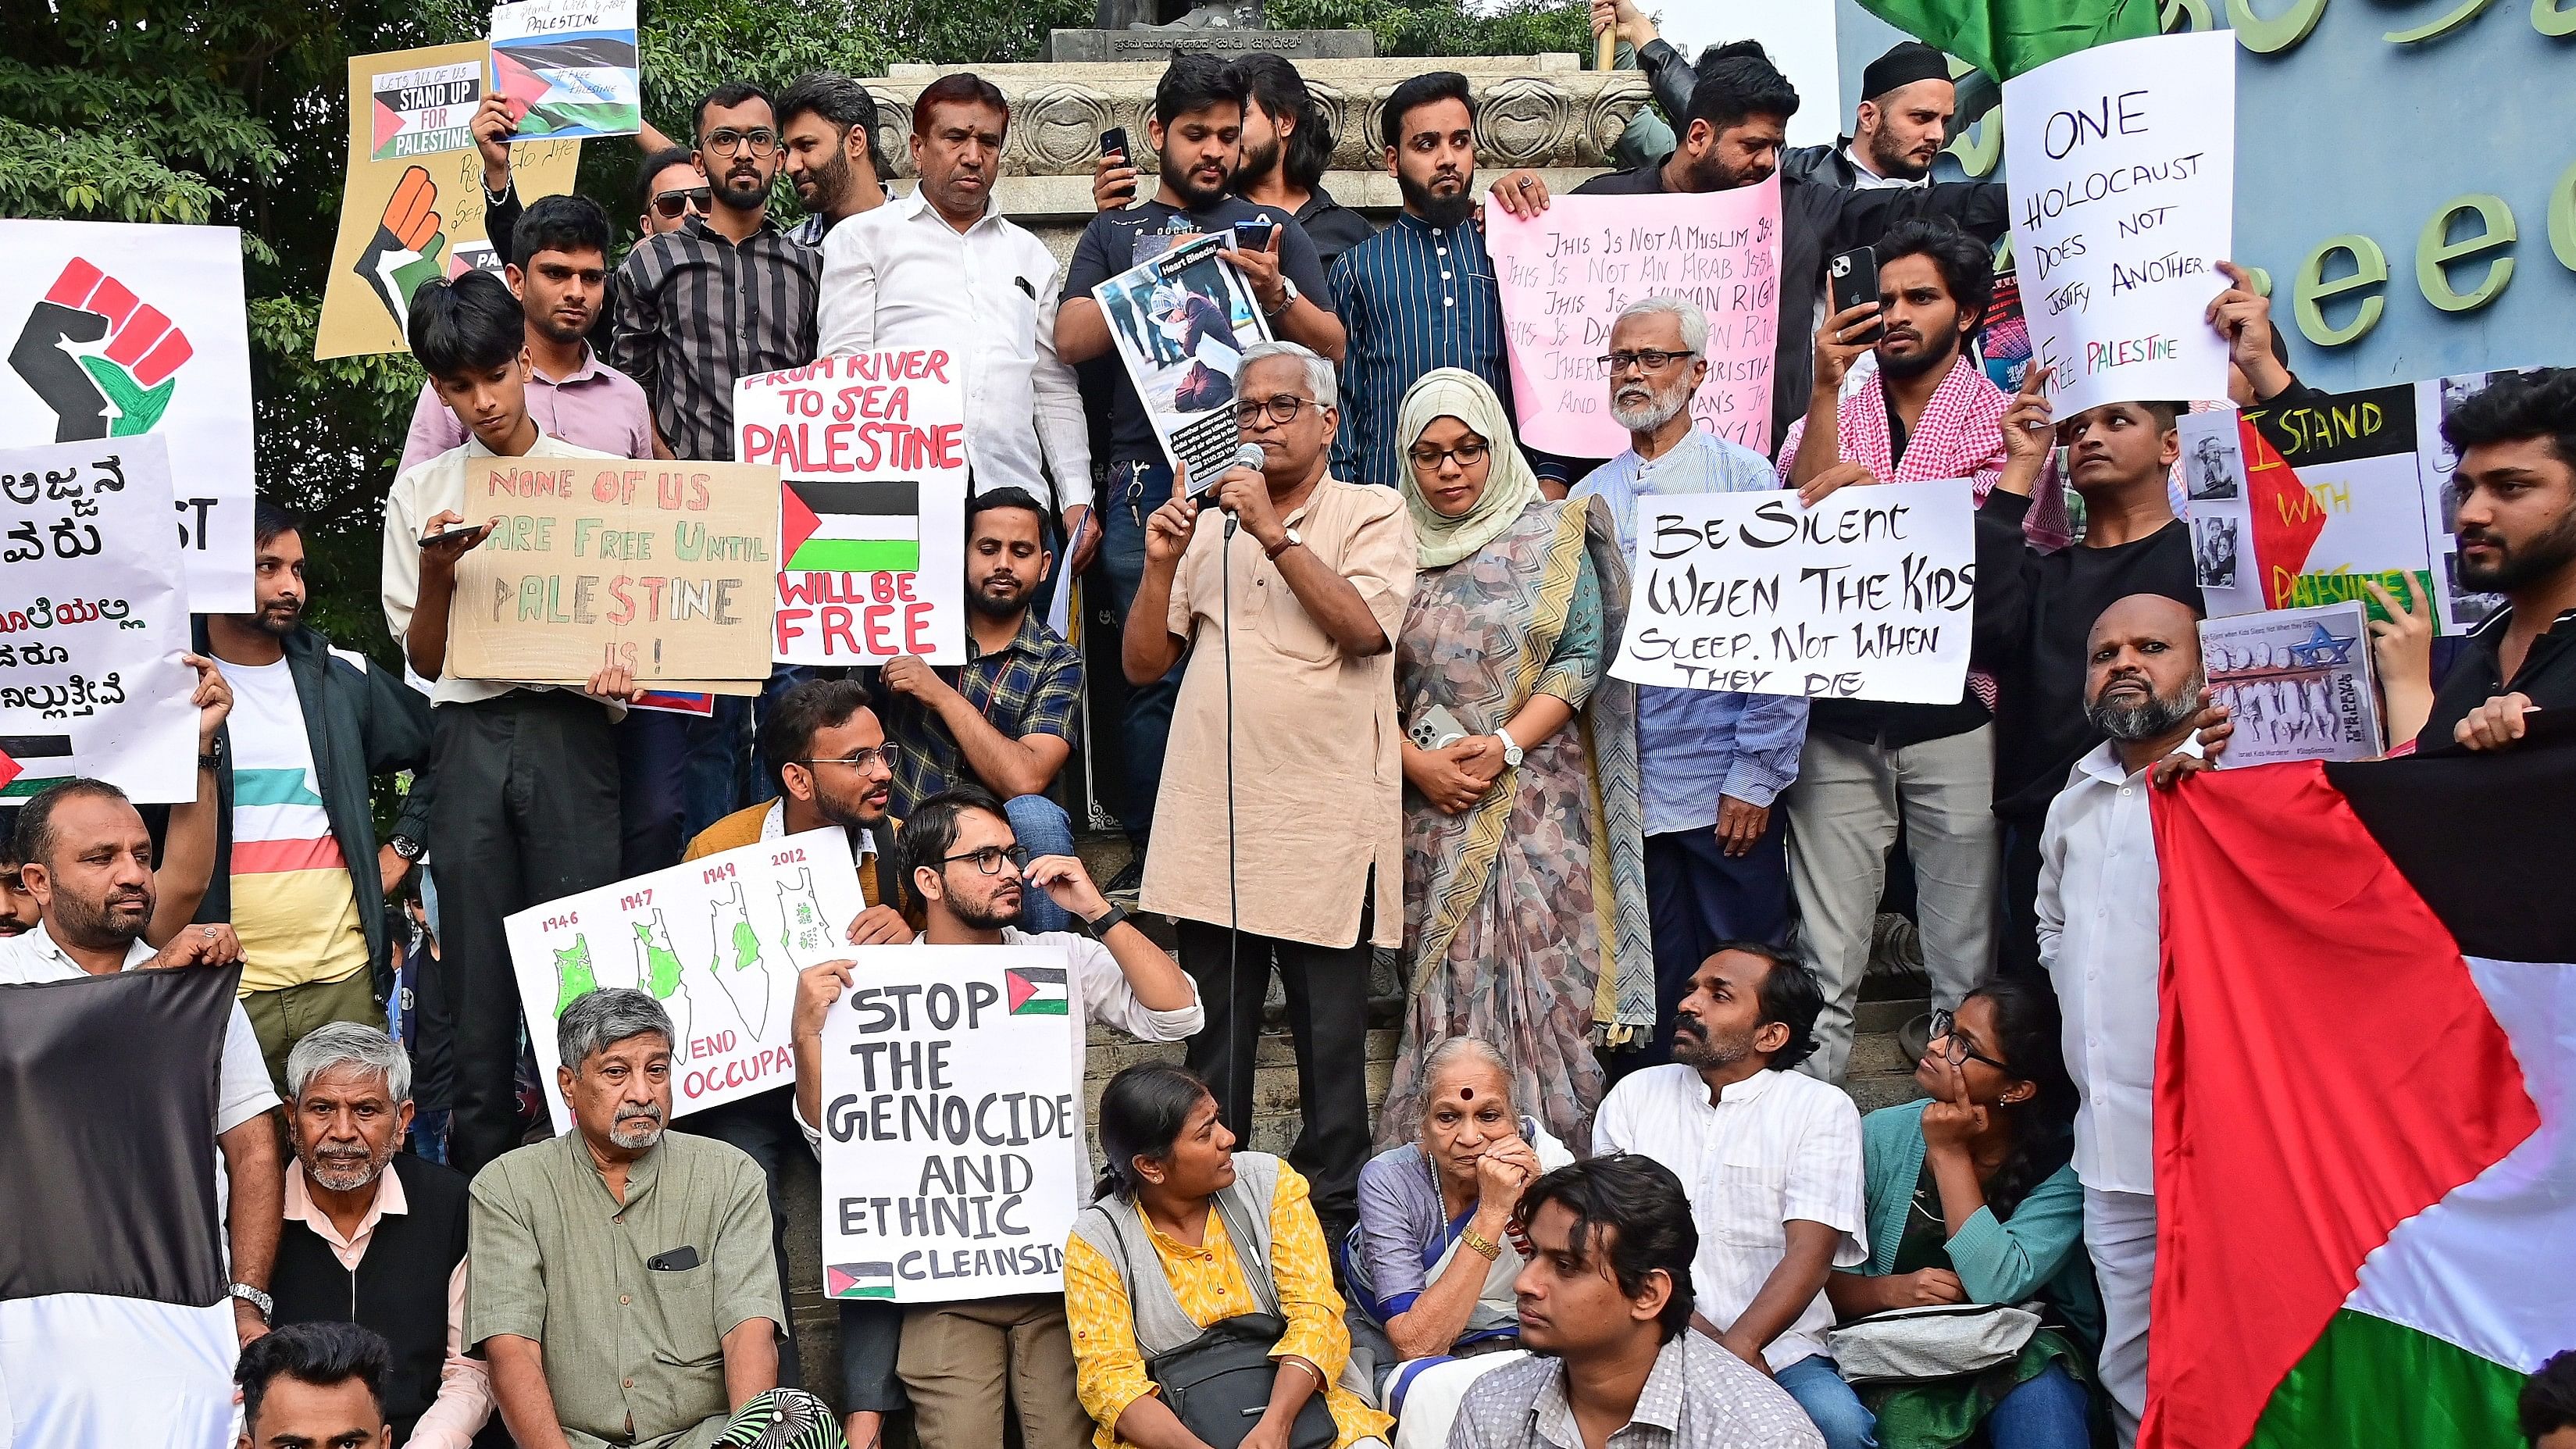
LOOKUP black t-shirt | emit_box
[1294,187,1377,273]
[2418,606,2576,750]
[1061,196,1335,467]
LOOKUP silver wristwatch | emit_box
[1494,725,1525,769]
[229,1281,273,1320]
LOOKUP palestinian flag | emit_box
[2146,722,2574,1447]
[827,1262,897,1300]
[0,733,77,800]
[490,32,642,138]
[783,480,921,575]
[1854,0,2155,79]
[1006,965,1069,1016]
[0,966,242,1441]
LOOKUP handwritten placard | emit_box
[2003,29,2235,414]
[2240,384,2442,628]
[1486,182,1783,458]
[0,437,199,804]
[818,945,1081,1302]
[2200,602,2382,766]
[1607,478,1976,704]
[488,0,642,141]
[736,353,968,666]
[445,457,780,687]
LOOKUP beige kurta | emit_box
[1141,475,1414,948]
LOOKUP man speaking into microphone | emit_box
[1120,340,1415,1242]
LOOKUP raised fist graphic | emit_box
[355,166,454,334]
[9,258,194,440]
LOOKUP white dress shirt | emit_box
[2036,741,2165,1194]
[1593,1063,1868,1371]
[815,188,1094,512]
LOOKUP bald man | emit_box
[2035,593,2206,1447]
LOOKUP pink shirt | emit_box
[282,1163,494,1448]
[399,345,655,472]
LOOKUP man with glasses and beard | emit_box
[1572,298,1808,1080]
[2036,593,2209,1447]
[785,787,1198,1449]
[2418,369,2576,751]
[271,1023,496,1447]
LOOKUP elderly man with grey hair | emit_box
[467,988,845,1449]
[1572,295,1808,1083]
[1122,338,1416,1240]
[273,1020,497,1447]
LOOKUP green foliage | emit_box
[1267,0,1591,58]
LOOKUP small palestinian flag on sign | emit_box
[1006,965,1069,1016]
[783,480,922,575]
[0,734,77,801]
[2146,717,2576,1447]
[827,1262,897,1300]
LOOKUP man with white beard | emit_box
[271,1023,497,1447]
[1572,297,1812,1080]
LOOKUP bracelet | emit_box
[1459,1226,1503,1262]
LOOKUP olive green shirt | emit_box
[466,1129,782,1449]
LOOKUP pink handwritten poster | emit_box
[1486,179,1782,459]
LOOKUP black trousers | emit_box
[426,691,620,1180]
[673,1085,805,1388]
[1173,916,1373,1230]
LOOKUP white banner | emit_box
[505,827,869,1130]
[1608,479,1977,704]
[0,221,255,612]
[0,437,198,805]
[2003,29,2235,416]
[817,945,1081,1304]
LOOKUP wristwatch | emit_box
[197,733,225,774]
[389,834,426,863]
[1264,526,1304,561]
[1262,274,1301,320]
[228,1282,273,1322]
[1080,904,1131,940]
[1494,725,1525,769]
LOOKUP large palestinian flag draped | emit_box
[0,965,242,1446]
[2146,723,2574,1447]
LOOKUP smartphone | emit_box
[418,523,484,548]
[1100,127,1129,159]
[1829,245,1885,344]
[1231,218,1277,252]
[1406,704,1471,751]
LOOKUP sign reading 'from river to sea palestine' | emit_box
[2003,28,2235,415]
[1607,478,1977,705]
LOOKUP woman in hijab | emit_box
[1375,369,1649,1153]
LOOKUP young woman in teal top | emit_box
[1824,980,2100,1449]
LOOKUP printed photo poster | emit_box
[1607,477,1977,704]
[0,221,255,615]
[489,0,642,141]
[737,352,971,666]
[506,826,872,1130]
[2241,384,2446,629]
[1093,231,1273,486]
[817,945,1082,1303]
[319,43,583,361]
[1486,180,1784,458]
[2176,409,2261,616]
[2413,370,2537,633]
[2200,601,2383,766]
[2002,29,2235,415]
[0,437,200,805]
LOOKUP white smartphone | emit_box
[1407,703,1471,751]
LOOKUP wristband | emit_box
[1080,904,1131,940]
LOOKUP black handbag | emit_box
[1104,1197,1341,1449]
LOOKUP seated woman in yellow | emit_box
[1067,1062,1393,1449]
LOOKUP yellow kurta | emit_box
[1065,1164,1393,1449]
[1140,476,1414,948]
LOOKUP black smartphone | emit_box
[1100,127,1129,159]
[646,1246,703,1272]
[1829,244,1885,344]
[1231,218,1277,252]
[417,523,483,548]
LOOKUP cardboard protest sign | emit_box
[1094,232,1272,487]
[445,458,780,687]
[2003,30,2235,414]
[0,221,256,614]
[2240,385,2443,628]
[2413,371,2535,633]
[319,44,583,361]
[506,827,870,1130]
[736,353,970,666]
[1607,478,1976,704]
[0,437,200,804]
[817,946,1082,1303]
[1486,182,1784,458]
[488,0,642,141]
[2200,602,2382,766]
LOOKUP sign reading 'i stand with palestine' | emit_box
[736,352,969,666]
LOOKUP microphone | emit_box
[1194,441,1267,537]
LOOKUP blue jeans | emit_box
[1984,1362,2092,1449]
[1004,794,1079,934]
[1100,460,1183,844]
[1775,1354,1878,1449]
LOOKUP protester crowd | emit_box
[5,26,2576,1449]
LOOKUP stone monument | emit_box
[1048,0,1377,64]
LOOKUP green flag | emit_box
[1855,0,2159,80]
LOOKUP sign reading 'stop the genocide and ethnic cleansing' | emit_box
[736,351,970,666]
[445,457,780,691]
[1609,478,1977,705]
[1486,182,1785,459]
[2002,28,2235,416]
[818,946,1082,1304]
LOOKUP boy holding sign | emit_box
[379,269,641,1179]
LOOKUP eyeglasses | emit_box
[702,127,779,157]
[1408,441,1490,472]
[1926,1008,2012,1074]
[794,748,896,773]
[1597,348,1698,374]
[651,186,713,219]
[1232,395,1312,427]
[940,844,1029,876]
